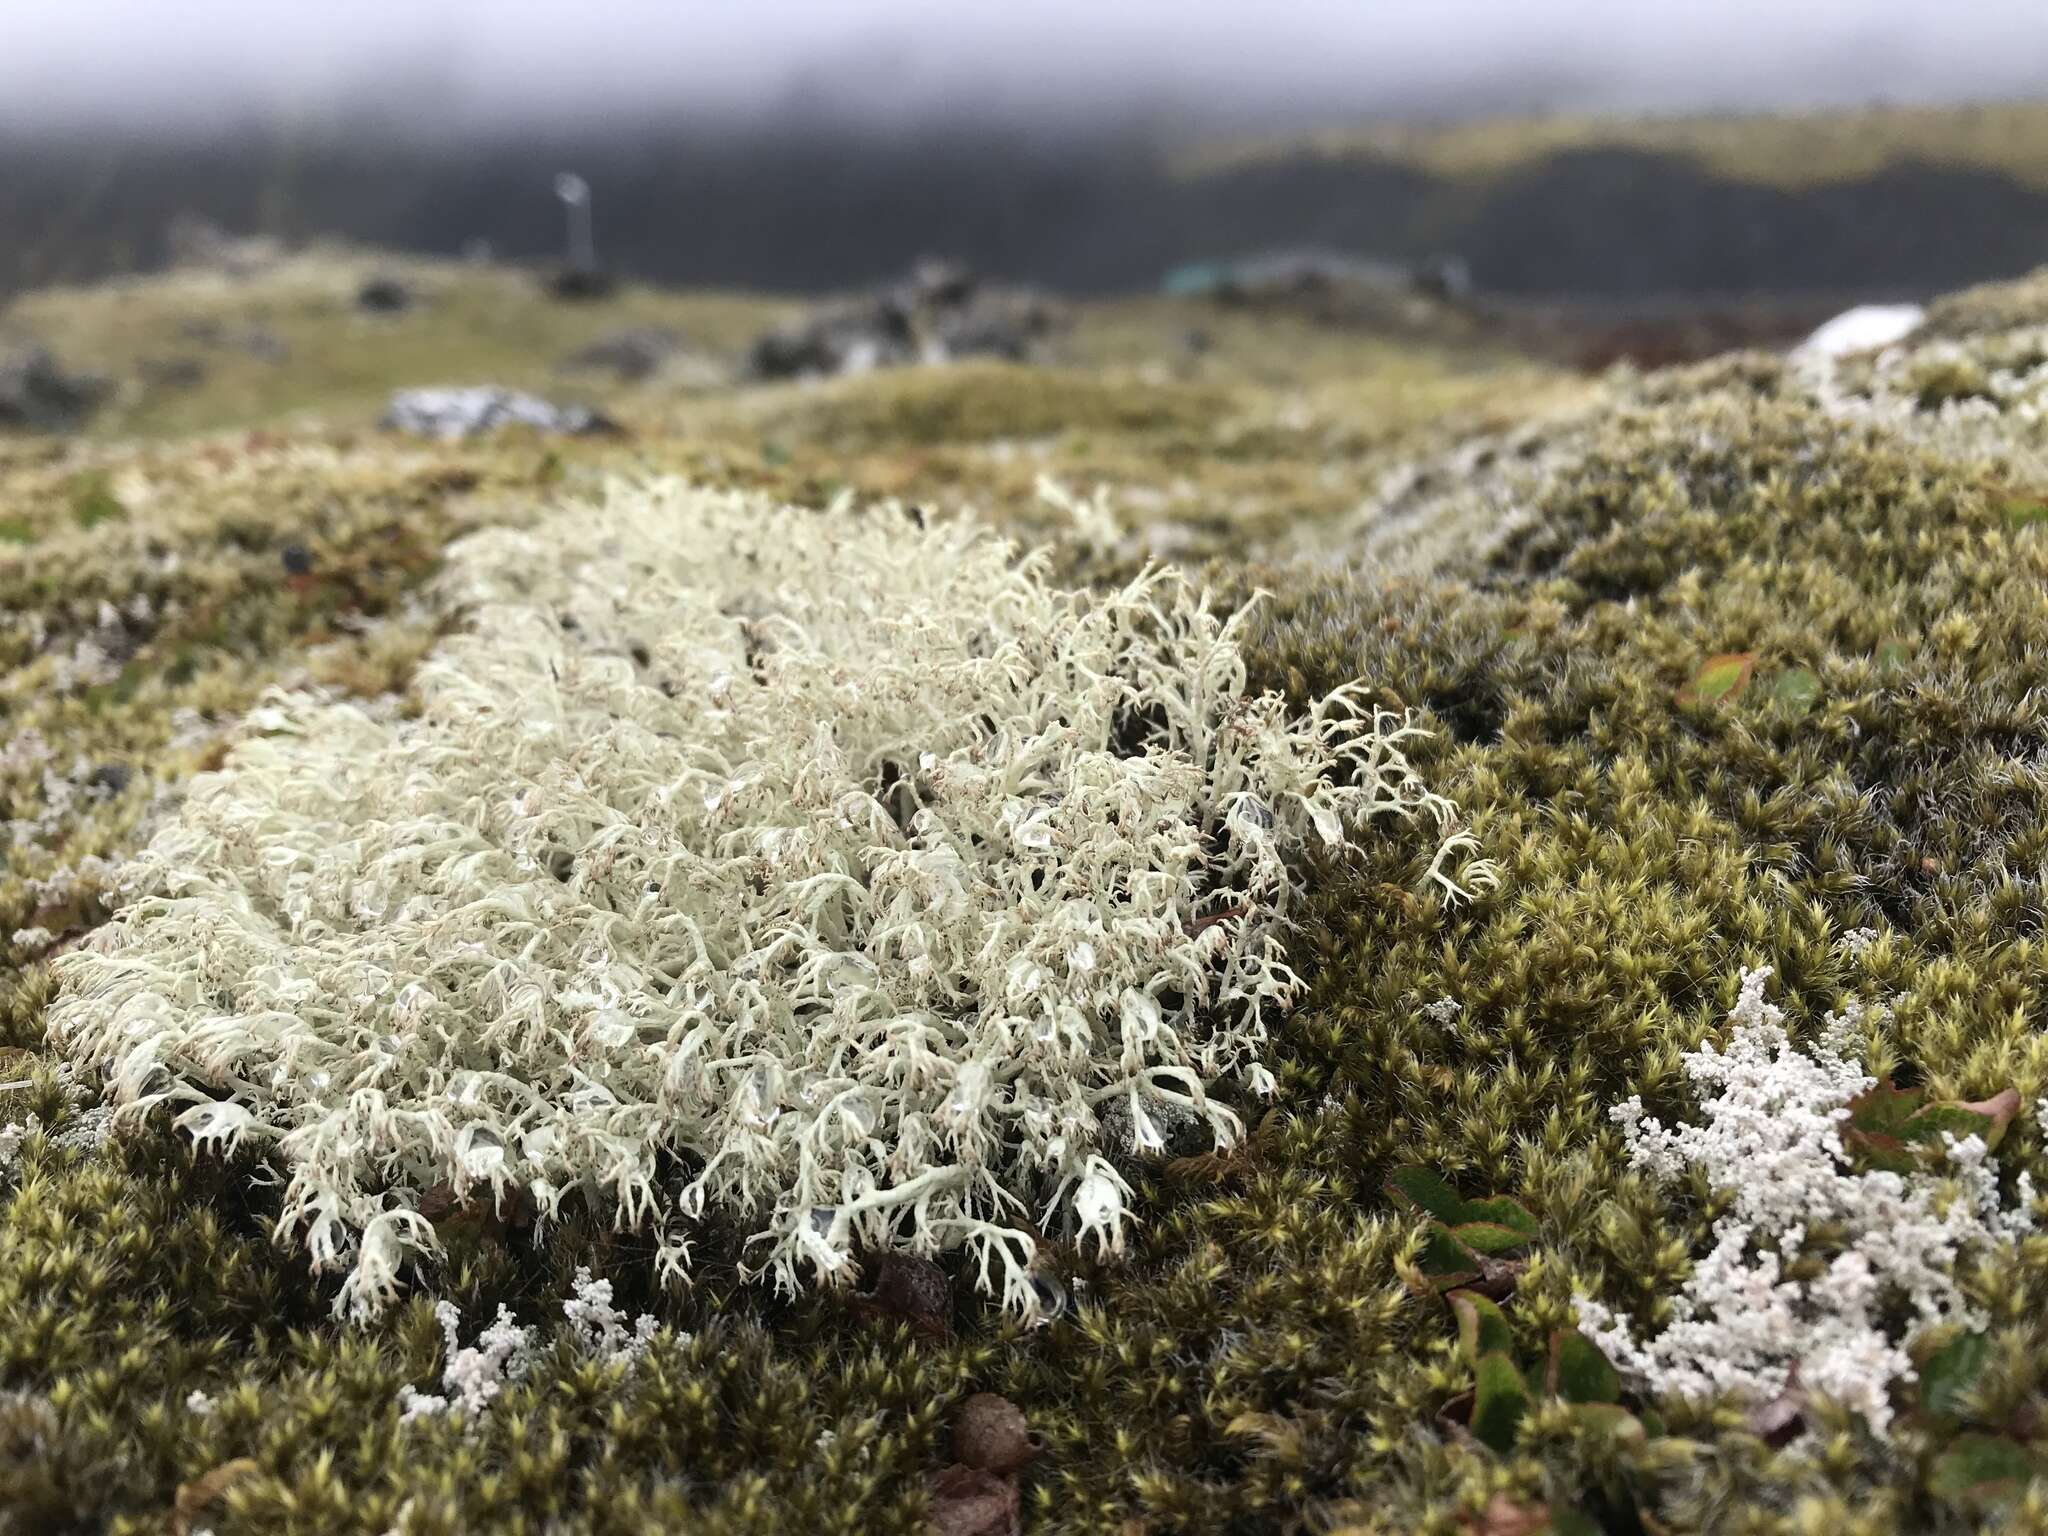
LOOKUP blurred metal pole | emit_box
[554,173,595,272]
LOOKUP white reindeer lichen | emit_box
[49,479,1494,1319]
[1577,968,2035,1441]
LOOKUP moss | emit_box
[1918,264,2048,339]
[747,360,1230,451]
[7,262,2048,1533]
[1906,356,1997,411]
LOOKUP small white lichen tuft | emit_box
[397,1301,536,1423]
[1576,967,2034,1441]
[48,480,1495,1320]
[398,1270,664,1425]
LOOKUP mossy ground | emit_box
[7,253,2048,1533]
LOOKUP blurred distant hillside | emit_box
[7,101,2048,300]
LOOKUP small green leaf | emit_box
[1877,639,1914,671]
[1678,651,1756,706]
[1387,1165,1467,1223]
[1416,1225,1480,1289]
[1471,1351,1532,1453]
[1450,1290,1514,1368]
[1549,1330,1621,1404]
[1449,1220,1534,1256]
[2004,498,2048,530]
[1771,667,1822,709]
[0,517,34,546]
[1921,1332,1992,1422]
[1459,1194,1539,1236]
[1928,1433,2042,1508]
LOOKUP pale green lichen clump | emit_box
[48,480,1493,1320]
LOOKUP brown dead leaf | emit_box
[175,1457,260,1535]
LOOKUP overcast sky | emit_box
[5,0,2046,136]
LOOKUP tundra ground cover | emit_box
[6,261,2048,1532]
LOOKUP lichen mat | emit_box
[48,480,1493,1321]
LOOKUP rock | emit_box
[1794,303,1926,360]
[544,267,618,302]
[926,1464,1019,1536]
[0,348,112,434]
[381,387,619,442]
[749,260,1059,381]
[1162,247,1474,330]
[356,276,415,314]
[86,763,132,796]
[952,1393,1032,1474]
[280,544,315,576]
[559,327,685,382]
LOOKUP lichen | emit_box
[47,479,1489,1321]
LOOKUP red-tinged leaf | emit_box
[1844,1079,1924,1171]
[1849,1079,1924,1135]
[1947,1087,2021,1148]
[1902,1102,2003,1147]
[1450,1290,1514,1368]
[1850,1082,2022,1166]
[1678,651,1756,706]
